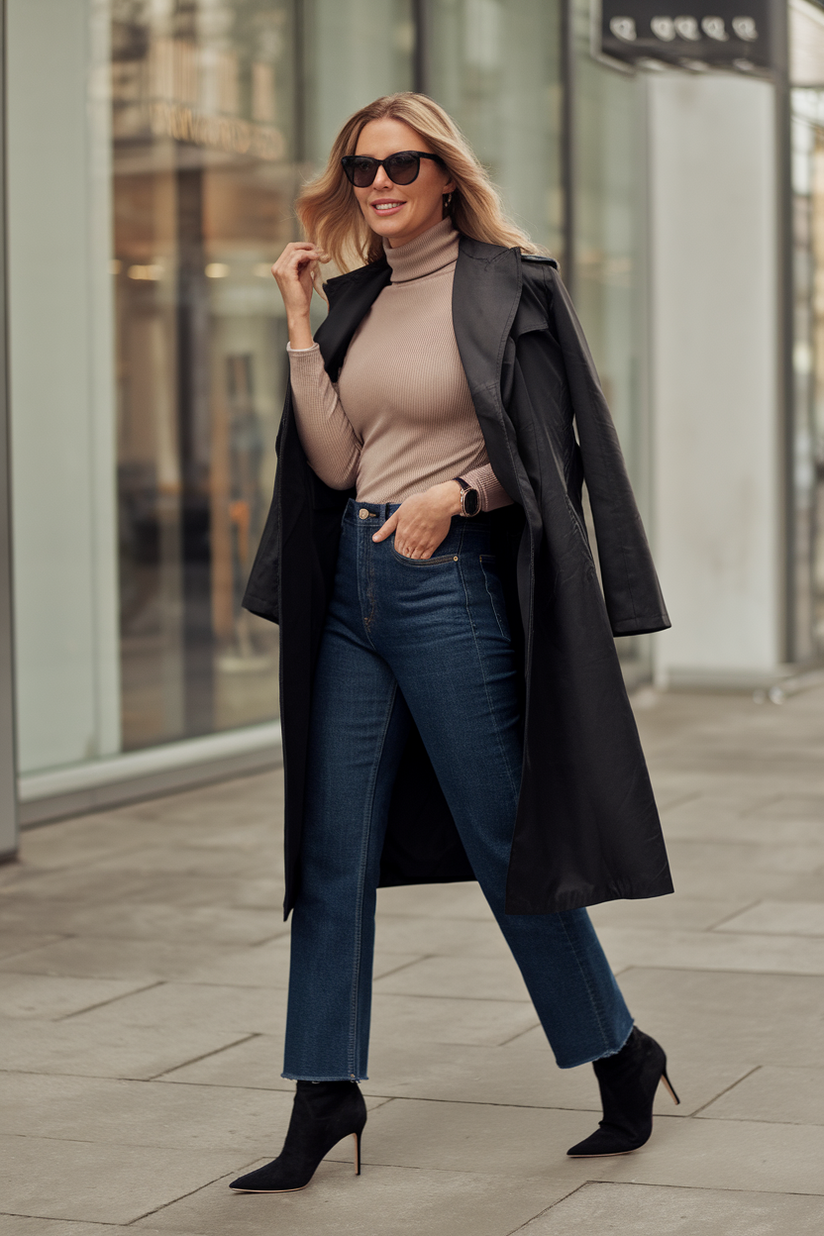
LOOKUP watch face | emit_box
[463,488,480,516]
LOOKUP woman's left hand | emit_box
[372,481,463,559]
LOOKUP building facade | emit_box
[0,0,819,857]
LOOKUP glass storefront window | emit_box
[427,0,563,255]
[112,0,298,748]
[790,88,824,662]
[572,0,650,679]
[111,0,414,751]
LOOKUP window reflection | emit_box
[427,0,563,256]
[112,0,297,748]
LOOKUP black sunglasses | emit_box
[341,150,443,188]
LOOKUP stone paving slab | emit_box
[0,973,151,1019]
[130,1163,577,1236]
[513,1182,824,1234]
[0,1133,239,1225]
[698,1064,824,1124]
[1,684,823,1232]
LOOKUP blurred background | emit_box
[0,0,820,857]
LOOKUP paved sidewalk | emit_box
[1,684,824,1234]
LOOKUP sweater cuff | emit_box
[286,342,321,355]
[462,464,513,512]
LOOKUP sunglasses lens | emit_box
[342,157,377,187]
[386,153,419,184]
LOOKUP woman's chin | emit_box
[365,213,409,240]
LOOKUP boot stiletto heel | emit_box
[567,1026,679,1158]
[230,1080,367,1193]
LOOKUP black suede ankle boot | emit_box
[229,1080,367,1192]
[566,1026,679,1157]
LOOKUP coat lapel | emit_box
[452,237,525,500]
[315,258,391,381]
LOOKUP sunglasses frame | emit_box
[340,150,444,188]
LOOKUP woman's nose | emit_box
[372,166,393,191]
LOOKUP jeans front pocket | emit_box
[391,537,457,566]
[479,554,511,641]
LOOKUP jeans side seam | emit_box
[557,912,612,1060]
[456,554,520,805]
[346,679,399,1078]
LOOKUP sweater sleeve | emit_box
[461,463,513,512]
[287,343,361,490]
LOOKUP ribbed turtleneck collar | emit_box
[383,218,459,284]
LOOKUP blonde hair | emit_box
[296,93,540,272]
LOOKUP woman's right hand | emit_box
[271,242,329,349]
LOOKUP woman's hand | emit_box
[372,481,463,558]
[271,242,329,349]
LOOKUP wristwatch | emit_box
[455,477,481,517]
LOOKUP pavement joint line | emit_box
[495,1020,542,1047]
[657,792,703,812]
[0,935,72,960]
[372,953,435,981]
[122,1168,243,1226]
[246,930,291,948]
[740,793,795,817]
[0,1214,116,1227]
[504,1181,589,1234]
[357,1095,687,1115]
[57,980,166,1020]
[145,1032,262,1081]
[703,898,763,931]
[687,1064,762,1116]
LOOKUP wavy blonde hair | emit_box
[296,93,540,272]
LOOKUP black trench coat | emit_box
[243,235,674,919]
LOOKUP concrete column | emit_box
[6,0,120,773]
[648,72,784,688]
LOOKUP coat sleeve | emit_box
[547,268,671,636]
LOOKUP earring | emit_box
[444,192,453,210]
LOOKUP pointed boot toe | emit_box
[566,1026,679,1158]
[229,1158,313,1193]
[230,1080,366,1193]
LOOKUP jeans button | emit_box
[359,508,369,520]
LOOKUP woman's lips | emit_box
[370,201,405,215]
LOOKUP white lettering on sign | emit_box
[731,15,758,40]
[609,16,637,41]
[673,15,701,40]
[651,16,677,40]
[608,13,760,50]
[701,16,730,40]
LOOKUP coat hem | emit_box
[611,613,671,636]
[504,877,675,915]
[242,590,279,624]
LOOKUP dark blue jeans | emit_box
[283,500,633,1079]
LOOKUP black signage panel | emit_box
[601,0,776,71]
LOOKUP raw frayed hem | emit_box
[555,1021,635,1069]
[281,1072,368,1082]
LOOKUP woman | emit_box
[233,93,677,1194]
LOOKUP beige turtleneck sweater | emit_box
[286,218,512,510]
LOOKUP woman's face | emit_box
[352,118,456,249]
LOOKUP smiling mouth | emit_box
[371,201,405,212]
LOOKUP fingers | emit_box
[371,512,399,543]
[271,243,329,289]
[273,242,329,272]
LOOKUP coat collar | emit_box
[314,235,523,397]
[450,235,522,406]
[315,257,391,381]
